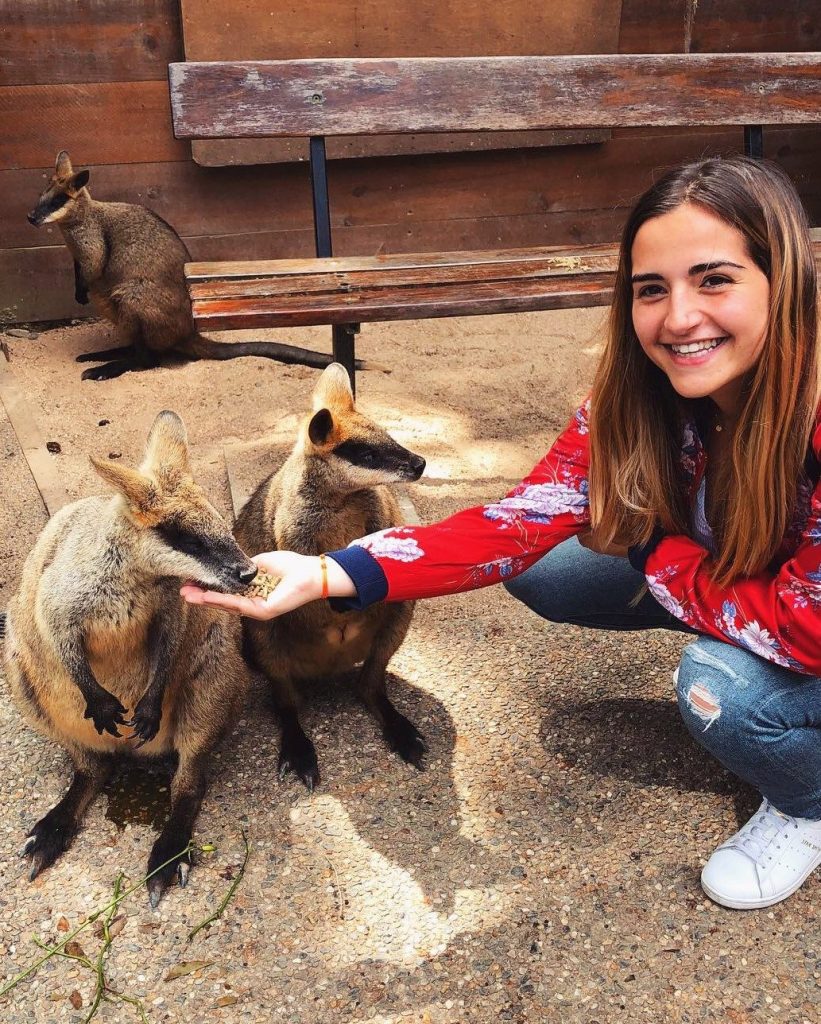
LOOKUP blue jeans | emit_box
[504,538,821,819]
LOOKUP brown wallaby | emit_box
[3,411,256,905]
[27,151,381,381]
[233,363,426,789]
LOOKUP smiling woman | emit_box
[184,156,821,912]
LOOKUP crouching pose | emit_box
[4,411,256,905]
[185,157,821,910]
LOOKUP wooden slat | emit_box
[169,53,821,139]
[0,0,182,87]
[191,129,611,168]
[191,273,617,330]
[187,244,621,283]
[190,250,620,301]
[0,351,70,517]
[0,81,188,170]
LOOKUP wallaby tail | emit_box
[187,334,389,373]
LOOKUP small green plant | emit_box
[1,830,250,1022]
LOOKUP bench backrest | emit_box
[169,53,821,139]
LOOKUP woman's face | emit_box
[630,202,770,417]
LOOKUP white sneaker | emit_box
[701,799,821,909]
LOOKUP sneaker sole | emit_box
[701,854,821,910]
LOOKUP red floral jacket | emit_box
[328,400,821,675]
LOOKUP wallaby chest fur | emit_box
[7,497,244,757]
[236,460,406,680]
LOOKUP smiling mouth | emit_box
[665,336,728,357]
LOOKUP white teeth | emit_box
[669,338,725,355]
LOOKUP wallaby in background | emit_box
[27,151,380,381]
[4,411,256,905]
[234,363,427,790]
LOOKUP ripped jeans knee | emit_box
[675,639,742,733]
[673,637,821,818]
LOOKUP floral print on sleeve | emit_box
[641,418,821,675]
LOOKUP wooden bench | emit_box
[169,53,821,389]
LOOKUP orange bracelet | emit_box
[319,553,329,599]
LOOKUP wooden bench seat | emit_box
[169,52,821,386]
[186,244,620,332]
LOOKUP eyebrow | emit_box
[631,260,745,284]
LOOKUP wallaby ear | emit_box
[140,410,191,482]
[308,408,334,446]
[90,456,158,515]
[312,362,354,412]
[55,151,73,178]
[70,169,90,192]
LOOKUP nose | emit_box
[237,564,258,585]
[27,212,39,225]
[409,455,426,480]
[664,285,703,335]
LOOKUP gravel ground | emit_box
[0,311,818,1023]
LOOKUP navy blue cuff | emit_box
[628,525,666,574]
[325,546,388,611]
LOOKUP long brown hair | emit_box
[589,156,819,584]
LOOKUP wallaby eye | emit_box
[155,523,206,557]
[333,440,379,467]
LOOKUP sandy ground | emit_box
[0,312,817,1024]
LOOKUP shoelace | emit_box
[730,802,796,865]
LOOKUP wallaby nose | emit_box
[238,565,258,585]
[27,212,39,226]
[409,455,426,480]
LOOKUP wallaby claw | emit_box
[83,691,127,737]
[22,818,76,881]
[19,835,36,858]
[384,715,427,770]
[125,703,162,747]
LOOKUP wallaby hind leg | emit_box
[357,604,426,768]
[81,350,160,381]
[145,750,209,908]
[76,344,137,363]
[23,752,114,881]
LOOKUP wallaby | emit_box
[3,411,256,905]
[27,151,381,381]
[234,363,426,790]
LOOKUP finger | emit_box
[195,590,278,620]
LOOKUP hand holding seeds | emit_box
[180,551,356,620]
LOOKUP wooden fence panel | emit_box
[0,0,182,86]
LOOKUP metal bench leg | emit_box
[333,323,360,395]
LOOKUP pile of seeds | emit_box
[243,570,280,599]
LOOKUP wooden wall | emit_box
[1,0,819,324]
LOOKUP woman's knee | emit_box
[674,638,766,737]
[503,564,567,623]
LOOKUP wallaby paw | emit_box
[81,363,121,381]
[384,714,427,769]
[278,731,320,791]
[22,814,76,881]
[84,690,127,737]
[125,699,162,748]
[146,834,192,908]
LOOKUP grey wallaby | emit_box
[27,151,381,381]
[234,363,427,789]
[4,411,256,905]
